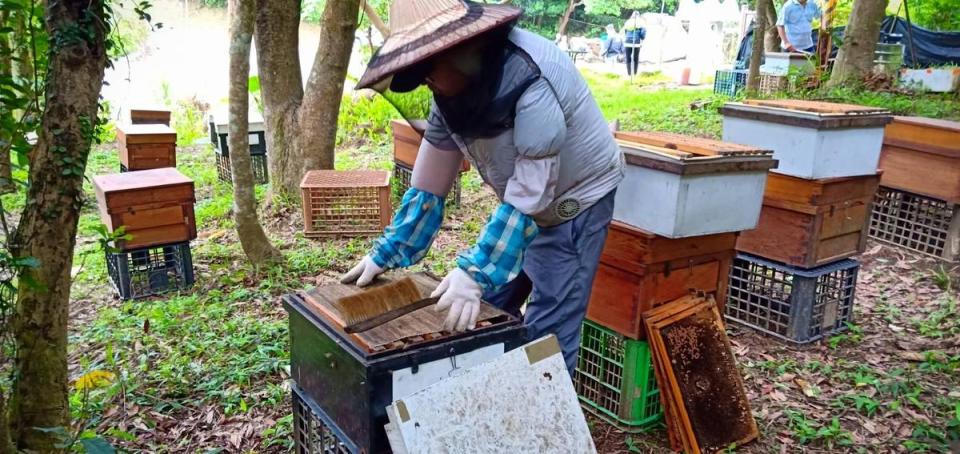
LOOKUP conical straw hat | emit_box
[356,0,522,90]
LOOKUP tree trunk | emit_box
[361,0,388,37]
[557,0,580,39]
[763,4,780,52]
[0,11,13,195]
[229,0,283,265]
[298,0,360,171]
[9,0,107,450]
[747,0,771,92]
[828,0,887,86]
[254,0,304,197]
[255,0,360,197]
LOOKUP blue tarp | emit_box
[736,16,960,69]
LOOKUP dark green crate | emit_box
[574,320,664,433]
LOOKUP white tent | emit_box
[637,13,689,64]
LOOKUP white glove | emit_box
[340,256,384,287]
[431,268,483,332]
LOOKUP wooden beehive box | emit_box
[117,124,177,171]
[737,172,880,268]
[93,168,197,251]
[586,221,737,339]
[391,119,470,172]
[129,108,171,125]
[879,116,960,204]
[613,131,776,238]
[282,273,525,453]
[721,99,892,179]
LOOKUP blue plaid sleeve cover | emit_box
[457,203,540,292]
[369,188,445,269]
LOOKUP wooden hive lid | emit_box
[117,123,177,144]
[93,167,193,194]
[297,273,516,357]
[615,131,771,157]
[891,115,960,132]
[300,169,391,189]
[742,99,889,115]
[615,132,778,176]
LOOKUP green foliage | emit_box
[169,97,209,147]
[337,86,431,146]
[199,0,227,8]
[785,410,855,448]
[302,0,325,24]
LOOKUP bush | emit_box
[336,86,431,146]
[171,97,209,147]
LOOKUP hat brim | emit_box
[356,3,522,91]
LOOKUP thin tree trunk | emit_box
[557,0,581,39]
[763,3,780,52]
[9,0,107,450]
[828,0,887,86]
[361,0,388,37]
[299,0,360,171]
[229,0,282,265]
[254,0,304,197]
[747,0,771,92]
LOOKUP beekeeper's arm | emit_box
[435,78,565,331]
[341,111,464,287]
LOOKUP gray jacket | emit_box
[412,28,624,227]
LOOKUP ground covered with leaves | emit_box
[35,76,960,452]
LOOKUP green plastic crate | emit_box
[574,320,664,432]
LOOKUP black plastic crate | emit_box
[106,242,194,300]
[293,384,353,454]
[214,149,269,185]
[869,186,959,261]
[393,162,461,208]
[714,69,747,97]
[209,121,268,156]
[725,253,858,344]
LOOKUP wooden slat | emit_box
[743,99,888,115]
[878,144,960,203]
[616,130,768,156]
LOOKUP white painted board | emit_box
[385,336,596,454]
[391,343,505,401]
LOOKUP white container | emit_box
[720,100,892,179]
[612,132,778,238]
[763,52,814,76]
[899,68,960,93]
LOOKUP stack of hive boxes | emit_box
[869,116,959,262]
[96,107,197,299]
[575,131,777,432]
[390,119,469,207]
[720,99,892,343]
[208,115,269,185]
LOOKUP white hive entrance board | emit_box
[385,335,597,454]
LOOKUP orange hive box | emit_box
[117,123,177,171]
[879,116,960,204]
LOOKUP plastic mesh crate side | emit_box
[292,386,354,454]
[713,70,746,97]
[215,149,269,185]
[725,253,858,343]
[869,187,958,260]
[106,242,194,300]
[575,320,663,432]
[393,162,462,208]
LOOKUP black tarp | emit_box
[735,16,960,69]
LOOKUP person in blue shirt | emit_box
[776,0,822,53]
[601,24,625,67]
[622,11,645,75]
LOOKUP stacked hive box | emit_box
[117,124,177,172]
[721,99,892,343]
[391,120,469,207]
[129,108,171,126]
[93,168,197,299]
[283,274,526,453]
[209,117,269,185]
[576,131,776,431]
[869,116,960,261]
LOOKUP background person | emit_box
[777,0,822,53]
[601,24,625,68]
[622,11,645,76]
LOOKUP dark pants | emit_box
[625,45,640,75]
[482,191,616,375]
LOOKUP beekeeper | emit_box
[342,0,624,373]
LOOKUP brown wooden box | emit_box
[391,119,470,172]
[93,168,197,251]
[586,221,736,339]
[879,116,960,204]
[737,172,880,268]
[129,108,171,126]
[117,124,177,171]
